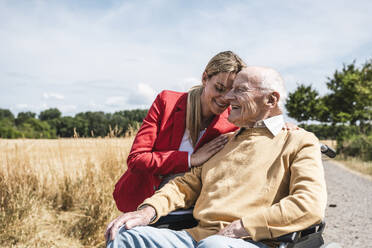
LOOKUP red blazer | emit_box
[113,90,238,212]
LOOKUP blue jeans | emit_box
[107,226,269,248]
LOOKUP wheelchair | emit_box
[151,144,341,248]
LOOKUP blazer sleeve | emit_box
[241,132,327,241]
[127,91,189,175]
[139,166,203,222]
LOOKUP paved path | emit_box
[323,159,372,247]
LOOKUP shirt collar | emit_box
[253,115,285,136]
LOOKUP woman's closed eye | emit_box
[215,85,225,93]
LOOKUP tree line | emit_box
[1,59,371,159]
[285,59,372,161]
[0,108,148,139]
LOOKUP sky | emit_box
[1,0,371,118]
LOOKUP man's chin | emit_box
[227,116,242,126]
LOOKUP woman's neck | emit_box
[200,90,215,124]
[200,113,214,130]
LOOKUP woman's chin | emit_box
[212,106,227,115]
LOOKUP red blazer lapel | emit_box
[195,108,232,151]
[170,94,187,149]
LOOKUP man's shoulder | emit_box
[281,130,321,158]
[286,129,319,145]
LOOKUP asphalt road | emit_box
[322,159,372,247]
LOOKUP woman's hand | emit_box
[283,122,301,131]
[190,134,229,167]
[105,206,156,242]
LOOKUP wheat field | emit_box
[0,138,134,247]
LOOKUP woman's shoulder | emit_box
[158,90,187,99]
[156,90,188,108]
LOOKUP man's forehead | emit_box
[235,70,261,86]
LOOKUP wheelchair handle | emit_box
[320,144,336,158]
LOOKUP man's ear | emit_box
[267,92,280,107]
[202,72,208,86]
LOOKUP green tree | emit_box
[17,118,56,138]
[55,116,89,137]
[15,111,36,126]
[286,85,325,122]
[0,109,15,122]
[286,59,372,126]
[0,118,21,138]
[75,111,109,137]
[39,108,62,121]
[324,60,372,125]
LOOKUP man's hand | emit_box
[217,219,250,238]
[104,206,156,241]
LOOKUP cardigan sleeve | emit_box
[242,132,327,241]
[139,166,203,223]
[127,91,189,175]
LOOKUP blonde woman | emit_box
[114,51,245,212]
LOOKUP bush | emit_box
[299,124,361,140]
[0,119,22,138]
[300,123,372,161]
[338,133,372,161]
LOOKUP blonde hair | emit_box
[187,51,246,147]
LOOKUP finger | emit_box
[206,144,225,157]
[106,219,116,231]
[104,228,109,241]
[216,135,228,143]
[125,217,147,229]
[105,226,114,241]
[208,139,227,152]
[105,223,113,240]
[105,218,118,241]
[207,135,227,146]
[109,225,118,241]
[113,212,138,226]
[105,223,112,238]
[110,218,127,241]
[206,136,227,149]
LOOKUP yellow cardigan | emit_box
[141,128,327,243]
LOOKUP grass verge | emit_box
[0,138,133,247]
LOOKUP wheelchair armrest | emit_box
[150,209,197,230]
[273,231,300,243]
[271,221,325,243]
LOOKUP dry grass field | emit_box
[0,137,134,248]
[320,140,372,176]
[1,137,370,247]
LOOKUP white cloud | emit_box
[137,83,156,103]
[124,83,157,107]
[105,96,125,106]
[14,103,48,113]
[89,101,104,109]
[16,104,29,109]
[43,92,64,100]
[59,104,77,113]
[175,77,201,92]
[0,0,371,116]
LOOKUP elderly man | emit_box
[105,66,327,248]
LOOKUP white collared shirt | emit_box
[179,129,206,168]
[253,115,285,137]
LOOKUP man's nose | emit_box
[224,89,234,102]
